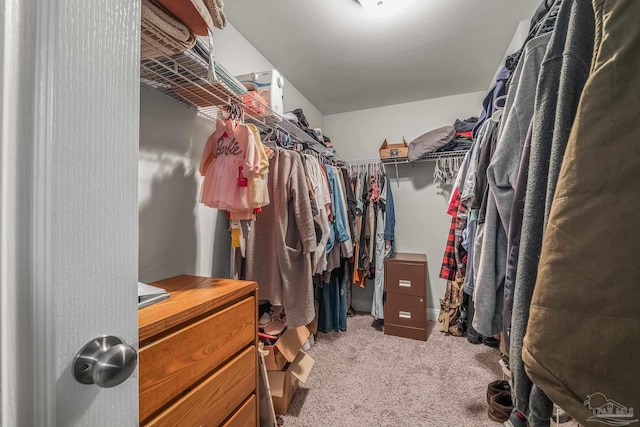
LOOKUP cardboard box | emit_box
[379,138,409,159]
[263,326,311,371]
[267,351,315,415]
[263,326,315,415]
[268,370,298,415]
[263,344,288,371]
[275,326,310,362]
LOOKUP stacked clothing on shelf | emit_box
[140,0,227,61]
[141,0,197,60]
[435,0,640,426]
[284,108,334,152]
[435,117,478,153]
[407,118,478,164]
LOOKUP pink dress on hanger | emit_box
[199,119,258,210]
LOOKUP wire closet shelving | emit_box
[140,34,469,170]
[375,150,470,185]
[140,36,339,161]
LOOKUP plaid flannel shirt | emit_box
[440,190,461,281]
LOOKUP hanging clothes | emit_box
[472,31,552,338]
[302,154,332,274]
[245,148,316,328]
[461,119,492,296]
[354,172,371,287]
[371,175,392,320]
[229,123,271,220]
[199,118,259,211]
[383,175,396,258]
[341,168,358,242]
[336,169,354,259]
[473,67,510,139]
[317,259,350,333]
[521,1,636,426]
[498,1,596,425]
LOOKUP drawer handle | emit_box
[399,280,412,288]
[399,311,412,319]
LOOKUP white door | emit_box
[1,1,140,426]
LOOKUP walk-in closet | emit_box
[2,0,637,426]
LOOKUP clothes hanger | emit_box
[535,0,562,37]
[493,94,507,111]
[490,95,507,123]
[263,127,275,142]
[434,158,445,184]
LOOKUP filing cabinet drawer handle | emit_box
[399,311,412,319]
[399,280,412,288]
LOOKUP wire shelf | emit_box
[140,39,339,160]
[380,150,469,165]
[345,158,384,165]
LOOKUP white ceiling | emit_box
[225,0,540,115]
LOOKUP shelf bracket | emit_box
[395,162,399,188]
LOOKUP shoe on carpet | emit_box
[486,380,511,404]
[483,336,500,348]
[504,408,527,427]
[488,391,513,423]
[467,326,483,344]
[499,358,512,383]
[302,336,312,352]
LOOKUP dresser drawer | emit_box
[385,293,426,329]
[222,394,257,427]
[385,261,426,297]
[145,346,256,427]
[140,296,256,423]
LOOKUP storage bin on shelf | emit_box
[379,138,409,160]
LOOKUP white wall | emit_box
[139,87,230,283]
[490,19,530,87]
[214,24,324,129]
[139,23,325,284]
[324,91,485,319]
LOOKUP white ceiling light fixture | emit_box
[357,0,385,11]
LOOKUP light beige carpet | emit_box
[282,315,504,427]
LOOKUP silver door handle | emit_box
[73,335,137,388]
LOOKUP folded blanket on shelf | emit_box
[204,0,227,29]
[141,0,196,60]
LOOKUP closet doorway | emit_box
[1,0,141,425]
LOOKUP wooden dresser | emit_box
[384,253,428,341]
[138,275,258,427]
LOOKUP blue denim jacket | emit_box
[326,166,351,245]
